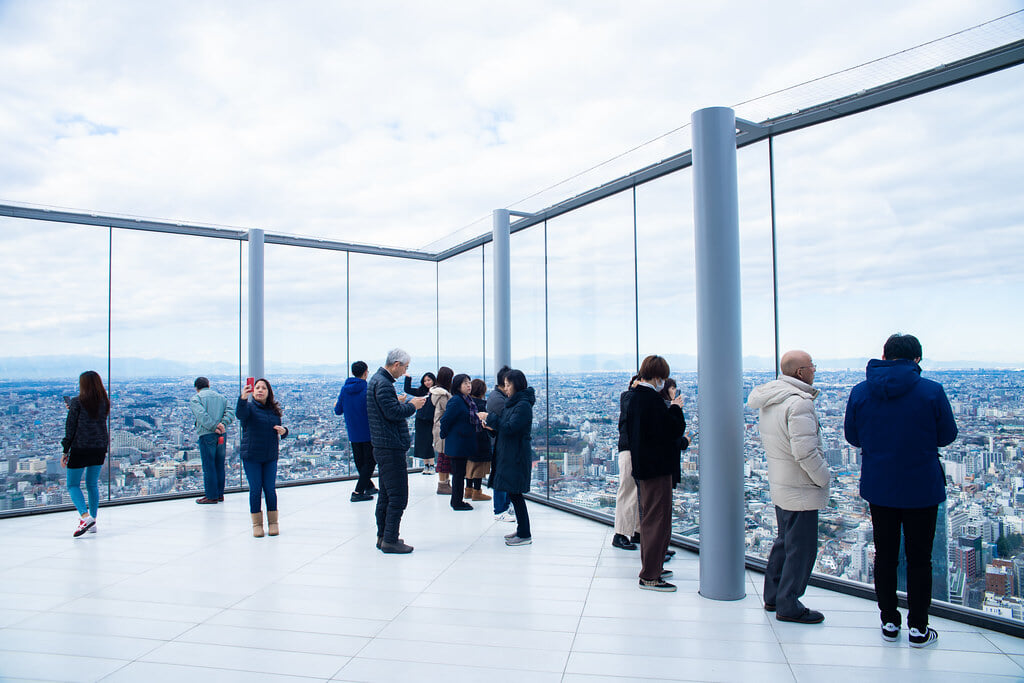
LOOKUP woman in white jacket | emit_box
[747,350,831,624]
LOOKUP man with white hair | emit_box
[747,350,831,624]
[366,348,427,553]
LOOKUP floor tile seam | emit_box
[367,632,574,654]
[342,648,569,674]
[778,641,1024,669]
[784,659,1024,678]
[980,631,1024,659]
[562,536,607,681]
[100,655,340,681]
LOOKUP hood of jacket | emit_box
[865,358,921,400]
[507,386,536,408]
[747,375,818,410]
[343,377,367,395]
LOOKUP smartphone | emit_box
[245,377,255,392]
[62,395,72,407]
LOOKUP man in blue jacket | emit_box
[335,361,377,502]
[845,334,957,648]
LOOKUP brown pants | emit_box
[636,475,673,581]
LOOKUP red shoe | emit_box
[73,516,95,538]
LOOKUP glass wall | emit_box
[0,218,109,512]
[348,253,437,465]
[508,225,548,494]
[263,244,349,481]
[769,64,1024,618]
[437,246,485,379]
[109,230,241,500]
[634,172,700,537]
[544,192,636,509]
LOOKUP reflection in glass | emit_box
[438,247,484,379]
[109,230,241,501]
[0,219,109,512]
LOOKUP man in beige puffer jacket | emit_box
[748,350,832,625]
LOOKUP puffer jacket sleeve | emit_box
[788,397,831,488]
[934,385,958,447]
[61,399,80,453]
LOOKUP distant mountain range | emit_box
[1,354,1020,381]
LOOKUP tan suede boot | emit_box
[251,512,265,538]
[267,510,279,536]
[464,487,474,500]
[472,488,492,501]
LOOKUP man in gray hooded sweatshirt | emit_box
[747,350,831,624]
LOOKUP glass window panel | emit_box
[348,253,437,466]
[263,244,349,481]
[635,171,700,537]
[0,219,109,512]
[109,230,241,501]
[772,65,1024,622]
[508,225,548,495]
[545,192,635,508]
[437,247,484,378]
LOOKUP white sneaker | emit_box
[88,523,97,534]
[73,516,95,538]
[494,511,516,523]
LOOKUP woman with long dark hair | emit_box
[238,378,288,537]
[61,370,110,537]
[465,378,493,502]
[488,369,535,546]
[439,373,487,510]
[430,366,454,495]
[405,372,437,474]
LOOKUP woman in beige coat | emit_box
[430,367,454,495]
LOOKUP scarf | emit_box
[462,394,481,430]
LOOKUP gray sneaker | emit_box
[505,535,532,546]
[504,532,518,541]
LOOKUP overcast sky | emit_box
[1,1,1023,372]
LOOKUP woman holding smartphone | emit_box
[439,373,487,511]
[488,369,536,546]
[61,371,110,538]
[404,372,437,474]
[238,378,288,537]
[430,367,454,495]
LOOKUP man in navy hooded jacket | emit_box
[844,334,957,648]
[335,361,377,502]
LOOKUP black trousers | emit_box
[870,503,938,631]
[450,457,467,507]
[352,441,376,493]
[374,448,409,543]
[763,507,819,618]
[509,493,531,538]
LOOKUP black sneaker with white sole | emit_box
[639,578,677,592]
[881,622,900,642]
[908,627,938,648]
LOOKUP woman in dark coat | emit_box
[439,374,486,511]
[464,379,493,502]
[487,369,535,546]
[238,378,288,538]
[61,370,110,538]
[404,372,437,473]
[627,355,685,591]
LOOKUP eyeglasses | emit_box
[798,364,817,371]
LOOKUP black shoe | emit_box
[612,533,638,550]
[380,540,414,554]
[908,626,938,648]
[350,492,374,502]
[630,532,641,544]
[451,502,474,511]
[376,536,404,549]
[881,622,899,642]
[638,578,676,592]
[195,497,218,504]
[665,549,676,557]
[777,608,824,624]
[364,485,379,495]
[764,603,776,612]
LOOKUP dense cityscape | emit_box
[3,367,1023,624]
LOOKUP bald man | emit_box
[748,350,832,624]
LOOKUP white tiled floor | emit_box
[1,475,1022,682]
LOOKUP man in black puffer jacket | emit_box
[366,348,426,554]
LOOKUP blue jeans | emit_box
[67,465,102,518]
[198,433,226,499]
[243,459,278,514]
[493,489,510,515]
